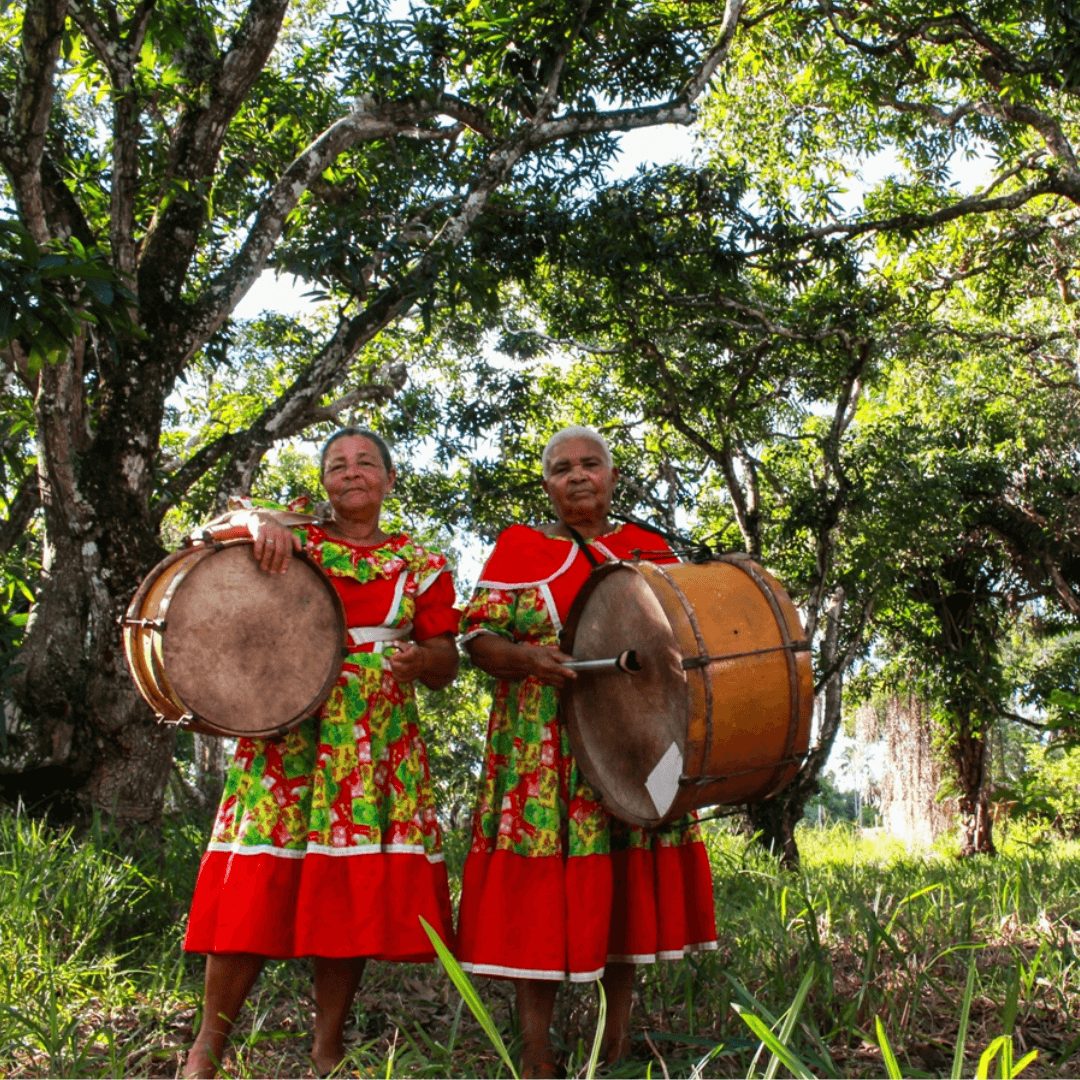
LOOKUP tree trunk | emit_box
[745,794,804,869]
[1,356,177,824]
[951,710,996,856]
[4,513,176,822]
[193,732,226,811]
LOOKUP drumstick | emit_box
[562,649,641,673]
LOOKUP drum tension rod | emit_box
[676,754,809,785]
[681,640,810,669]
[156,712,194,727]
[123,617,166,630]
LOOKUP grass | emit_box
[0,809,1077,1078]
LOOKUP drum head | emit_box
[561,562,689,828]
[160,544,343,737]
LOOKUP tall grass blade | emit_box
[763,966,815,1080]
[884,883,945,936]
[874,1016,904,1080]
[732,1006,814,1080]
[975,1035,1039,1080]
[976,1035,1008,1080]
[584,981,607,1079]
[724,974,779,1025]
[1009,1049,1040,1077]
[1001,964,1020,1036]
[950,950,979,1080]
[420,917,518,1079]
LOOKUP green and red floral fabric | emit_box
[184,526,457,961]
[455,524,718,982]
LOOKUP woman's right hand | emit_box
[244,513,302,574]
[467,635,578,688]
[525,645,579,688]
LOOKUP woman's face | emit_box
[321,435,395,520]
[541,436,618,527]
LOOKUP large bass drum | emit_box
[123,539,345,738]
[560,556,813,828]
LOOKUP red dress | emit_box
[184,527,457,960]
[455,523,717,981]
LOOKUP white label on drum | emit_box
[645,742,683,819]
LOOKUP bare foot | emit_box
[310,1039,346,1077]
[181,1042,222,1079]
[519,1055,560,1079]
[600,1032,631,1067]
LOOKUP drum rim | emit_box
[123,539,346,737]
[123,546,202,726]
[715,556,813,800]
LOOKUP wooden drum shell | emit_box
[561,556,813,828]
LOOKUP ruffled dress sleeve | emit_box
[413,568,459,640]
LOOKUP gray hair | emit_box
[541,425,613,478]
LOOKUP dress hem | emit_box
[459,939,719,982]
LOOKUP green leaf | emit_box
[419,917,519,1079]
[951,951,978,1079]
[875,1016,904,1080]
[732,1005,815,1080]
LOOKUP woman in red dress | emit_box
[456,426,717,1077]
[182,429,458,1078]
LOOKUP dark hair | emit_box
[319,427,394,476]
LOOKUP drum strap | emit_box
[565,524,603,569]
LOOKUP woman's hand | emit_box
[522,645,579,688]
[245,513,302,574]
[466,635,578,688]
[389,636,459,690]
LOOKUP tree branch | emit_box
[68,0,155,279]
[150,2,753,503]
[682,0,744,104]
[4,0,70,239]
[181,99,461,363]
[776,176,1073,248]
[138,0,290,310]
[0,471,41,554]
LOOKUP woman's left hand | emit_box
[388,636,458,690]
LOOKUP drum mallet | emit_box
[562,649,641,673]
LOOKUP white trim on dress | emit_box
[205,841,445,863]
[476,541,579,590]
[348,625,411,646]
[458,944,716,981]
[607,941,719,964]
[416,566,445,596]
[459,961,606,982]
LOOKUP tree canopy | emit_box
[2,0,1078,858]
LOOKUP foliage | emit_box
[1007,627,1080,744]
[2,809,1077,1078]
[417,663,489,841]
[3,0,1080,870]
[0,0,738,819]
[802,773,876,828]
[1002,742,1080,839]
[0,809,203,1076]
[0,217,142,373]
